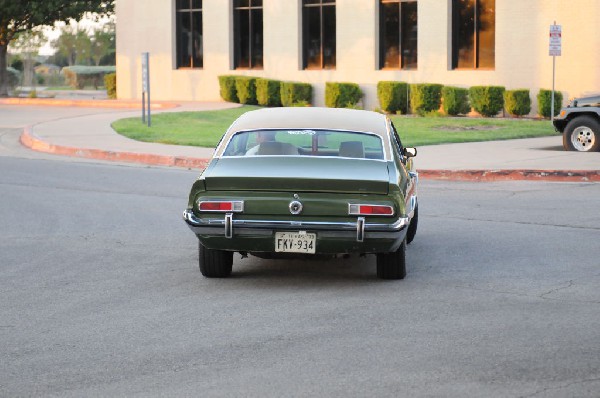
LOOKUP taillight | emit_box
[348,204,394,216]
[198,200,244,212]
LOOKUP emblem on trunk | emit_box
[289,200,303,215]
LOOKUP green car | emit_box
[183,107,418,279]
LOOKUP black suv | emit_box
[553,95,600,152]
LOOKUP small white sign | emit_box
[549,25,562,56]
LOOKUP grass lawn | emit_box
[111,105,556,148]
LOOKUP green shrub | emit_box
[410,83,443,115]
[104,73,117,99]
[256,78,281,107]
[218,75,239,103]
[325,82,362,108]
[234,76,258,105]
[537,89,563,118]
[504,89,531,117]
[442,86,470,115]
[377,81,409,114]
[280,81,312,107]
[469,86,505,117]
[62,65,116,90]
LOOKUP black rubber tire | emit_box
[376,239,407,280]
[562,116,600,152]
[406,204,418,244]
[198,241,233,278]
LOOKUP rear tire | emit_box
[376,240,407,280]
[562,116,600,152]
[406,204,418,244]
[198,241,233,278]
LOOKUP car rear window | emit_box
[222,129,384,160]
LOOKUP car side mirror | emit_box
[403,147,417,158]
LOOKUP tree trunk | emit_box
[0,44,9,97]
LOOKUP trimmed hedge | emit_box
[469,86,505,117]
[104,73,116,99]
[325,82,362,108]
[62,65,116,90]
[504,89,531,117]
[218,75,239,103]
[442,86,470,115]
[256,78,281,107]
[235,76,258,104]
[537,89,563,118]
[377,81,409,114]
[281,81,312,107]
[410,83,443,115]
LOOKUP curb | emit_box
[19,127,599,181]
[0,98,178,109]
[20,126,209,169]
[419,169,600,182]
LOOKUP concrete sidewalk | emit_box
[2,99,599,181]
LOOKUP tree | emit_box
[10,30,47,87]
[90,22,115,66]
[0,0,114,96]
[51,25,92,66]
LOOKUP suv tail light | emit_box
[348,204,394,216]
[198,200,244,212]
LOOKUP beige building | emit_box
[116,0,600,113]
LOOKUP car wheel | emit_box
[198,241,233,278]
[563,116,600,152]
[376,239,407,280]
[406,204,418,244]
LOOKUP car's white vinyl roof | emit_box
[226,107,390,137]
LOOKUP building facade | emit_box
[116,0,600,112]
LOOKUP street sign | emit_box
[549,24,561,56]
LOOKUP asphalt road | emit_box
[1,141,600,397]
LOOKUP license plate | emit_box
[275,231,316,254]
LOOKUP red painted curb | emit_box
[0,98,178,109]
[419,169,600,182]
[20,126,209,169]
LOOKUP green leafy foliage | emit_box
[504,89,531,117]
[442,86,470,115]
[218,75,239,103]
[104,72,116,99]
[280,82,312,107]
[256,78,282,107]
[234,76,258,105]
[377,81,409,114]
[0,0,115,96]
[537,89,563,118]
[410,83,443,115]
[5,67,21,89]
[469,86,505,117]
[325,82,362,108]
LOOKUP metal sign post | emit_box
[141,52,151,127]
[549,23,561,122]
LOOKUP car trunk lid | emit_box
[203,157,389,194]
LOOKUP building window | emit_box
[176,0,203,68]
[379,0,418,69]
[302,0,336,69]
[234,0,263,69]
[452,0,495,69]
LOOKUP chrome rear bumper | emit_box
[182,209,409,242]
